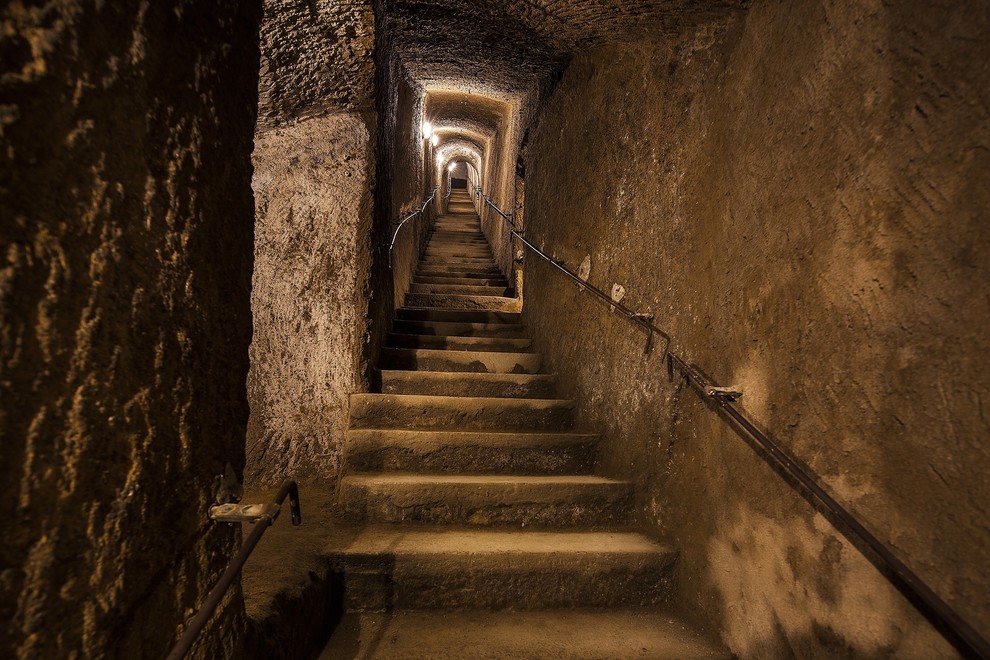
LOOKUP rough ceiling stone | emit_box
[258,0,376,127]
[257,0,743,127]
[385,0,744,102]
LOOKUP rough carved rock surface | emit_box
[1,0,262,656]
[247,113,375,487]
[258,0,375,127]
[523,1,989,655]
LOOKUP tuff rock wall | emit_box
[1,1,262,656]
[246,0,377,486]
[522,1,989,656]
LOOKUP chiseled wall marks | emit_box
[247,0,378,486]
[0,1,261,656]
[247,114,375,486]
[523,0,988,655]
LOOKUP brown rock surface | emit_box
[1,0,261,656]
[522,0,989,656]
[247,113,375,486]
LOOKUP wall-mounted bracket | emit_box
[706,385,743,402]
[209,502,281,524]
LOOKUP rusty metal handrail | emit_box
[166,481,302,660]
[388,186,440,267]
[481,191,990,660]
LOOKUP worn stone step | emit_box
[430,229,483,236]
[396,307,520,324]
[327,527,677,610]
[381,370,555,398]
[340,474,633,527]
[380,346,539,373]
[409,283,513,297]
[414,276,509,287]
[419,256,497,266]
[348,394,573,431]
[426,240,492,251]
[386,333,532,353]
[320,611,730,659]
[344,429,598,474]
[427,238,491,250]
[426,244,492,255]
[423,251,494,261]
[418,267,504,278]
[404,293,520,312]
[428,235,484,243]
[433,219,480,227]
[391,319,526,338]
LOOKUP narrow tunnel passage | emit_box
[3,1,989,658]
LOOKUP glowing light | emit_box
[422,121,433,138]
[448,162,456,171]
[431,134,438,146]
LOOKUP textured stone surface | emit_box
[0,0,261,656]
[247,113,375,486]
[522,0,988,656]
[257,0,375,128]
[321,610,730,659]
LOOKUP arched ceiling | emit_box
[383,0,742,103]
[382,0,742,184]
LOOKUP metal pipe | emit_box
[166,481,302,660]
[481,188,990,660]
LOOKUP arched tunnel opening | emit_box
[3,1,990,658]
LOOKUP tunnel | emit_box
[2,1,989,658]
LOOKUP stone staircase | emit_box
[323,189,727,658]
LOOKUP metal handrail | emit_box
[481,191,990,660]
[388,186,440,267]
[166,481,302,660]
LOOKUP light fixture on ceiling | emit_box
[448,162,456,171]
[422,121,433,139]
[431,134,438,146]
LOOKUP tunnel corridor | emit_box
[3,0,990,658]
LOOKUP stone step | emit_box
[418,266,504,277]
[386,333,532,353]
[320,611,730,659]
[340,474,633,527]
[433,219,480,226]
[409,283,513,297]
[381,370,556,398]
[380,346,540,373]
[414,276,509,287]
[420,256,497,266]
[344,429,597,474]
[404,293,520,312]
[426,238,489,245]
[423,250,494,260]
[327,527,677,610]
[428,235,487,242]
[396,307,521,324]
[426,242,489,250]
[391,319,526,338]
[347,394,573,431]
[425,242,487,249]
[430,226,483,234]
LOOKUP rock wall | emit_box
[0,1,261,656]
[247,0,378,486]
[247,114,375,486]
[523,0,989,656]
